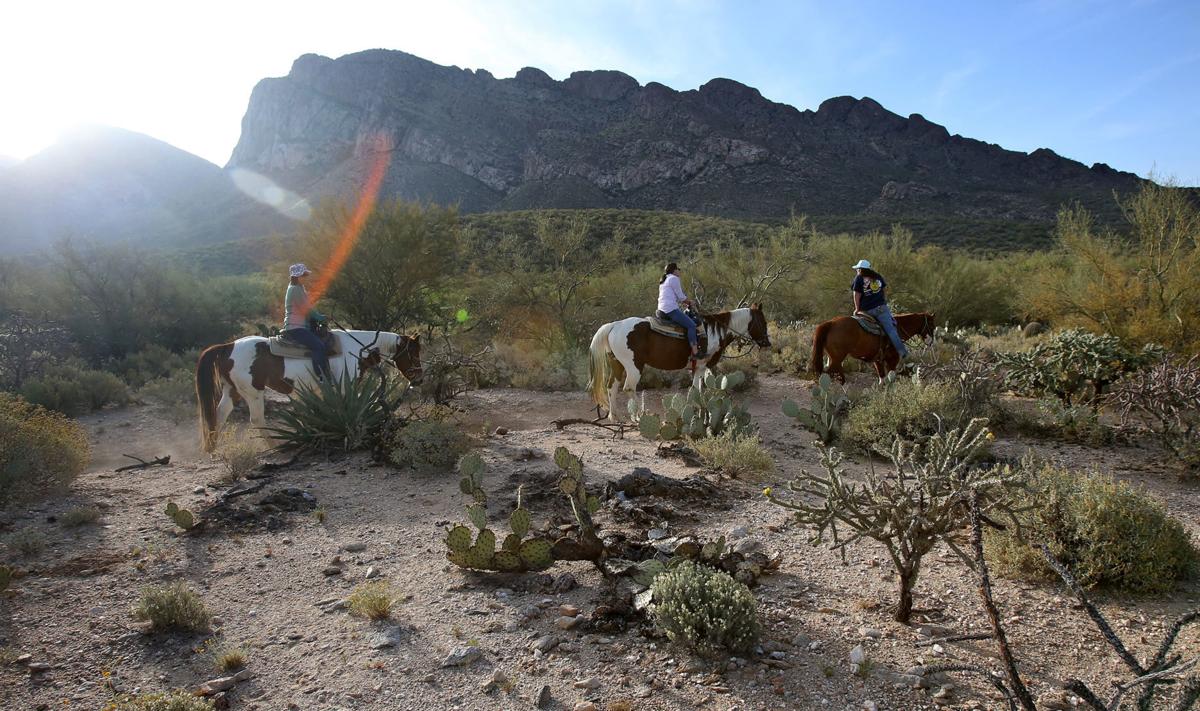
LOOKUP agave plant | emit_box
[261,369,399,452]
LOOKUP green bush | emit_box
[839,376,964,454]
[997,330,1159,404]
[986,463,1197,593]
[7,528,47,557]
[691,432,775,478]
[0,392,90,505]
[348,582,396,620]
[112,345,195,389]
[387,420,470,471]
[19,361,129,416]
[132,583,211,632]
[651,560,761,655]
[137,369,196,424]
[102,691,215,711]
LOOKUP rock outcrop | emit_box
[228,49,1145,222]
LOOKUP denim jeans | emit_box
[866,304,908,358]
[283,327,333,379]
[658,308,698,348]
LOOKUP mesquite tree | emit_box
[766,418,1021,623]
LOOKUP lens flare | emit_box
[306,138,391,306]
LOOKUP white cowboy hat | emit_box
[851,259,872,270]
[289,263,312,278]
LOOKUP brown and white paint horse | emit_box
[587,304,772,421]
[195,330,423,451]
[811,311,935,383]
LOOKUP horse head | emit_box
[747,303,772,348]
[392,334,423,385]
[903,312,937,345]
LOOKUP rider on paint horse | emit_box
[851,259,909,362]
[657,262,708,360]
[283,263,333,381]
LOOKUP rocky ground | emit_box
[1,375,1197,711]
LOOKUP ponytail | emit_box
[660,261,679,285]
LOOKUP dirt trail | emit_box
[1,375,1197,710]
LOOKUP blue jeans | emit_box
[659,309,698,348]
[283,328,333,379]
[866,304,908,358]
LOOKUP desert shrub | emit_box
[997,329,1159,404]
[490,341,589,391]
[112,345,195,389]
[7,528,47,557]
[19,360,129,415]
[1036,399,1112,445]
[839,375,964,454]
[0,391,90,504]
[137,368,195,424]
[691,432,774,478]
[262,371,398,452]
[102,691,215,711]
[387,420,470,471]
[214,431,259,483]
[212,646,247,672]
[986,463,1198,593]
[758,320,812,376]
[768,419,1016,622]
[651,560,760,655]
[1109,356,1200,474]
[348,582,396,620]
[60,505,101,527]
[132,583,210,632]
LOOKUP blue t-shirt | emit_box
[852,273,887,311]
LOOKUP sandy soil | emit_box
[1,375,1197,711]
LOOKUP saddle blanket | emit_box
[853,313,886,336]
[647,316,689,339]
[267,332,341,359]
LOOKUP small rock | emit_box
[494,427,509,436]
[647,528,669,540]
[442,646,482,667]
[731,538,761,555]
[863,702,878,711]
[1038,693,1073,710]
[574,676,601,690]
[481,668,510,693]
[536,684,553,708]
[849,644,866,665]
[341,542,367,553]
[931,643,946,657]
[559,604,580,617]
[790,634,811,648]
[365,566,380,579]
[27,662,52,673]
[15,654,32,665]
[574,703,598,711]
[322,566,342,576]
[368,627,405,649]
[727,526,750,539]
[531,635,560,653]
[192,486,206,494]
[860,627,883,639]
[555,615,583,630]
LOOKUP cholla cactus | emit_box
[632,372,753,442]
[1108,355,1200,474]
[164,502,196,531]
[766,418,1021,623]
[650,560,760,655]
[782,373,849,443]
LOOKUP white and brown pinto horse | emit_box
[587,304,771,420]
[195,330,423,451]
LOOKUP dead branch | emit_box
[114,454,171,472]
[915,632,993,647]
[550,417,630,438]
[220,480,268,501]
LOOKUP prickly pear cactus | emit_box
[782,373,850,444]
[165,502,196,531]
[446,453,556,572]
[553,446,598,535]
[632,374,753,443]
[0,564,12,593]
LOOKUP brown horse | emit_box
[811,312,935,383]
[587,304,772,420]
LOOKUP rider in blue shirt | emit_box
[852,259,908,360]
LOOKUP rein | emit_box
[330,320,388,370]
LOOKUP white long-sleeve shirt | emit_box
[657,274,687,313]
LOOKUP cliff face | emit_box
[228,50,1144,222]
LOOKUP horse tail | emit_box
[587,321,616,410]
[811,321,832,375]
[196,343,233,452]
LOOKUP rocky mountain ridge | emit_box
[228,49,1146,223]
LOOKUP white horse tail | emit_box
[196,342,233,452]
[587,321,616,410]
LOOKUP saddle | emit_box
[267,329,341,359]
[648,316,689,339]
[853,313,886,336]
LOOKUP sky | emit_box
[2,0,1198,183]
